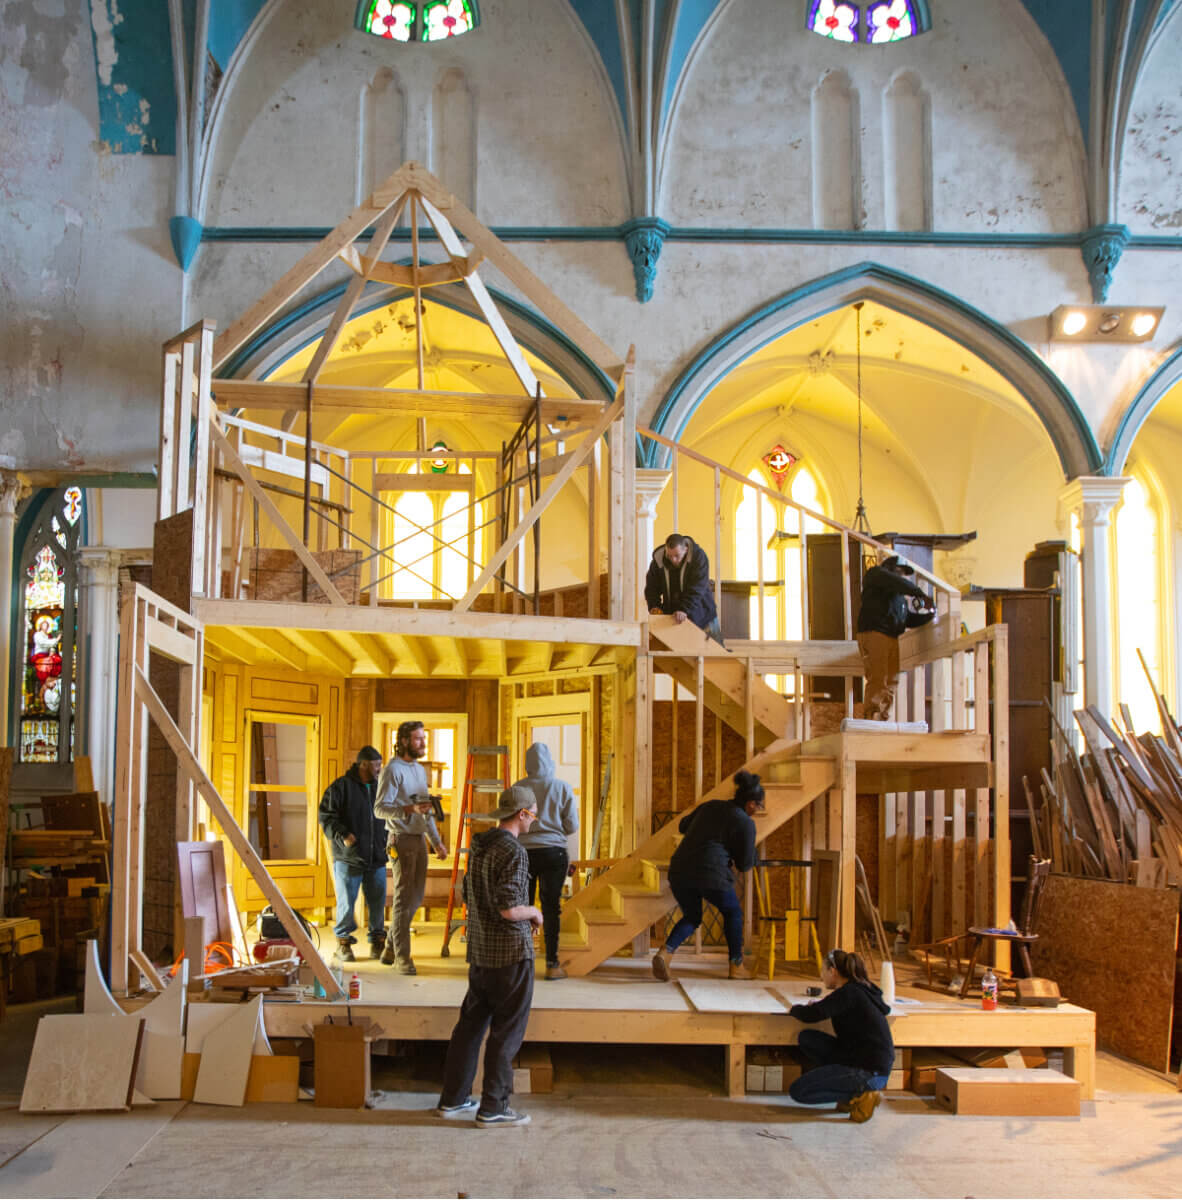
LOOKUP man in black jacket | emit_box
[318,745,388,961]
[857,554,935,720]
[645,533,722,642]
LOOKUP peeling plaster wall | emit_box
[201,0,629,228]
[662,0,1087,232]
[0,1,180,471]
[1119,16,1182,234]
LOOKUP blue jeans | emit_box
[788,1030,890,1104]
[331,860,387,942]
[665,879,745,962]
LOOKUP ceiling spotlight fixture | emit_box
[1049,304,1165,343]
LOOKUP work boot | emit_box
[847,1090,881,1123]
[336,939,356,962]
[651,947,673,981]
[368,940,385,961]
[396,959,417,975]
[728,958,752,980]
[545,963,567,981]
[380,942,397,965]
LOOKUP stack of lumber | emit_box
[0,916,45,1020]
[11,829,110,869]
[1029,685,1182,888]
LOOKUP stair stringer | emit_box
[649,615,793,745]
[559,741,837,976]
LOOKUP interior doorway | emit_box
[515,701,590,859]
[245,711,319,862]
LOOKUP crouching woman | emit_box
[787,948,893,1122]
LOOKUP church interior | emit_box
[0,1,1180,1196]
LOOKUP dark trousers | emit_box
[665,878,745,961]
[526,846,568,965]
[788,1029,890,1104]
[439,959,534,1115]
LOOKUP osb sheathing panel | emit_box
[1033,873,1179,1072]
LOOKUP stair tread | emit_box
[579,909,629,925]
[611,883,668,897]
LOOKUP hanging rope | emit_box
[852,300,871,535]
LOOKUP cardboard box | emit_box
[934,1067,1080,1116]
[746,1064,766,1092]
[910,1050,966,1096]
[953,1046,1048,1071]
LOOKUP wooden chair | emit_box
[910,856,1051,997]
[957,856,1051,997]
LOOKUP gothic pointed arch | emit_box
[646,262,1100,480]
[1105,340,1182,475]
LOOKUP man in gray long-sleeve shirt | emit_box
[374,720,447,973]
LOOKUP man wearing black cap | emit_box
[435,784,542,1128]
[318,745,388,961]
[856,554,936,720]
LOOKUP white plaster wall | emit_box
[0,4,181,471]
[1118,12,1182,235]
[203,0,629,228]
[661,0,1086,232]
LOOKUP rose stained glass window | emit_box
[868,0,915,41]
[356,0,478,42]
[808,0,859,42]
[16,486,84,764]
[807,0,923,43]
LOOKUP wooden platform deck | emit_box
[257,944,1095,1099]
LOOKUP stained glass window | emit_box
[808,0,859,42]
[356,0,478,43]
[16,486,84,764]
[807,0,924,43]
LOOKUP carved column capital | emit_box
[0,469,25,516]
[1058,475,1129,530]
[621,217,670,304]
[634,468,671,520]
[76,545,122,587]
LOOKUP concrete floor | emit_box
[0,995,1179,1199]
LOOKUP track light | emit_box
[1049,305,1164,342]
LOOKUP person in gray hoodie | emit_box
[513,742,579,979]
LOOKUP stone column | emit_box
[77,546,122,801]
[0,471,24,740]
[635,468,671,615]
[1058,476,1128,716]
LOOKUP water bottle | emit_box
[981,967,998,1010]
[879,960,896,1009]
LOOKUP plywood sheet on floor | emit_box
[20,1015,144,1114]
[678,982,790,1013]
[1033,873,1178,1072]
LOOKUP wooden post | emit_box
[158,348,178,521]
[991,628,1011,970]
[756,485,765,640]
[190,323,214,595]
[694,656,705,802]
[973,641,992,932]
[587,442,600,618]
[839,756,856,949]
[713,469,722,619]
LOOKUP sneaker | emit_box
[336,940,356,962]
[545,963,567,981]
[651,948,672,982]
[380,943,396,965]
[434,1097,479,1119]
[475,1106,531,1128]
[397,959,417,976]
[848,1090,881,1123]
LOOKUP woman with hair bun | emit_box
[652,770,765,981]
[787,947,894,1122]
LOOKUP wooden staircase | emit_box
[558,740,837,976]
[648,616,794,748]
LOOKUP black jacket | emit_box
[644,539,718,631]
[669,799,756,891]
[318,764,387,870]
[789,978,895,1074]
[857,565,934,639]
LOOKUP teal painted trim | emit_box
[200,223,1182,249]
[661,0,723,128]
[646,261,1102,476]
[1020,0,1092,148]
[218,269,616,405]
[209,0,267,70]
[169,216,204,271]
[568,1,630,139]
[76,473,159,489]
[1105,341,1182,474]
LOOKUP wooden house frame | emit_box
[111,162,1013,1002]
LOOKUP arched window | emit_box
[734,462,828,691]
[356,0,479,43]
[379,458,484,601]
[1114,472,1168,733]
[807,0,925,43]
[13,486,85,763]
